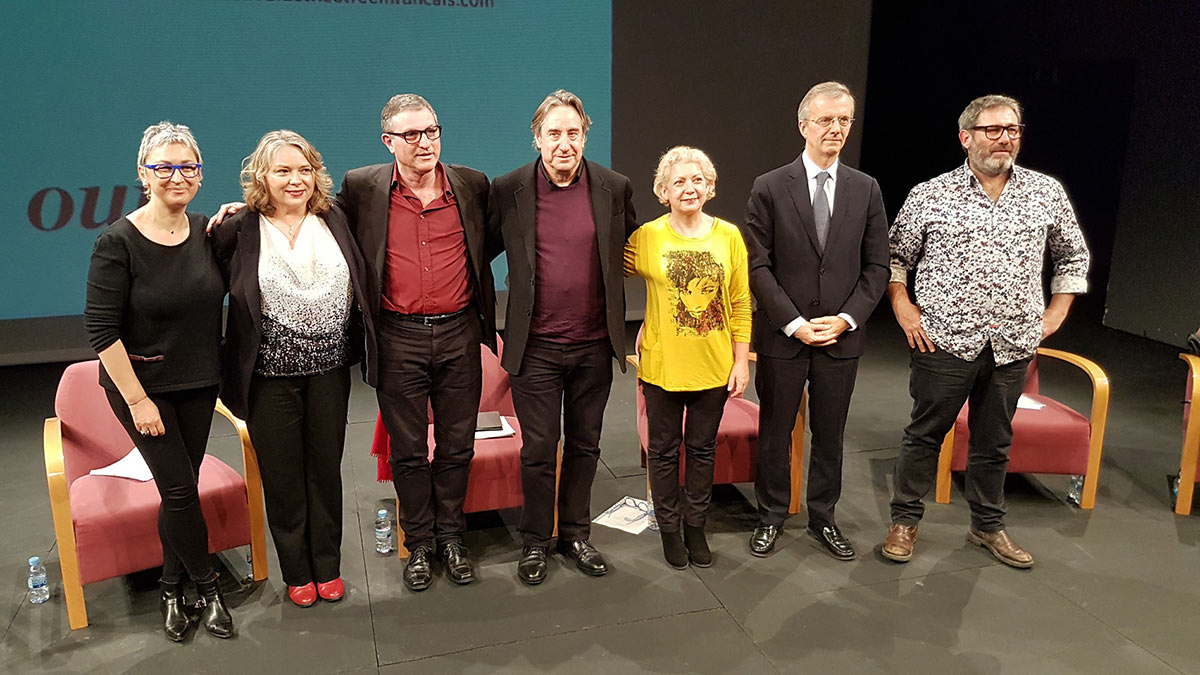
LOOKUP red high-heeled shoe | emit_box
[316,578,344,602]
[288,582,318,607]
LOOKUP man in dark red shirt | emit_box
[488,90,638,585]
[336,94,497,592]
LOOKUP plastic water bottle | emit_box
[1066,475,1085,507]
[374,510,393,555]
[27,557,49,604]
[646,496,659,532]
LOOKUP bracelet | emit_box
[127,395,147,407]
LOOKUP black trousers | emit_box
[377,311,481,551]
[890,344,1030,532]
[246,368,350,586]
[642,382,727,532]
[755,349,860,529]
[105,385,218,584]
[510,338,613,547]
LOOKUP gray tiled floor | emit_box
[2,316,1198,674]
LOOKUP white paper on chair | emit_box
[1017,394,1045,410]
[474,415,516,440]
[593,496,652,535]
[89,446,154,482]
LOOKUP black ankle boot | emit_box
[660,530,689,569]
[684,524,712,567]
[160,580,194,642]
[194,573,235,639]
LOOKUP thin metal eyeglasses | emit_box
[969,124,1025,140]
[807,116,855,128]
[384,125,443,144]
[141,163,202,179]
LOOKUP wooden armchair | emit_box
[1173,353,1200,515]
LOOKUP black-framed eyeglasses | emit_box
[807,116,854,128]
[141,163,202,179]
[969,124,1025,140]
[384,125,443,144]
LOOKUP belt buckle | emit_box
[422,315,437,327]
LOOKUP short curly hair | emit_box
[652,146,717,206]
[240,130,334,216]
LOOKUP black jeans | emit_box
[246,367,350,586]
[890,344,1031,532]
[105,385,218,584]
[510,338,613,547]
[755,350,860,529]
[642,382,727,532]
[377,311,482,551]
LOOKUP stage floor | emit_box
[2,313,1197,674]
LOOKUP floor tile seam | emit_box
[1025,571,1186,674]
[373,606,726,667]
[714,603,783,675]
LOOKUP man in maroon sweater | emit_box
[488,90,639,585]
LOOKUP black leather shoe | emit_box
[403,546,434,592]
[194,573,234,639]
[749,525,781,557]
[160,580,194,642]
[440,542,475,585]
[555,539,608,576]
[683,525,712,567]
[518,545,549,586]
[809,525,856,561]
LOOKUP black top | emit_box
[84,213,224,394]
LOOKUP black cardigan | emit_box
[211,206,378,419]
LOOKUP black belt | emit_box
[388,308,468,327]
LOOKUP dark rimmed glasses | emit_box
[141,163,202,179]
[969,124,1025,140]
[384,125,443,144]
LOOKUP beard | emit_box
[968,143,1017,176]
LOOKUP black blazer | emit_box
[212,206,378,419]
[741,156,890,360]
[334,162,497,351]
[488,158,638,375]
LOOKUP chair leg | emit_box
[935,427,955,504]
[394,497,410,559]
[787,390,807,514]
[552,443,562,539]
[1178,408,1200,516]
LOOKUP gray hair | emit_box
[797,81,855,123]
[137,121,202,166]
[652,146,718,205]
[530,89,592,148]
[380,93,438,132]
[958,94,1023,130]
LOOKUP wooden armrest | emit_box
[1177,354,1200,515]
[213,398,268,581]
[626,354,639,368]
[44,417,87,629]
[748,351,757,362]
[1035,347,1110,509]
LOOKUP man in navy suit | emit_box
[740,81,889,560]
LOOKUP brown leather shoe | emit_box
[967,528,1033,569]
[881,523,918,562]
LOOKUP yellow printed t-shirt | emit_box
[624,214,752,391]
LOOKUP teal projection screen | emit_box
[1,0,612,320]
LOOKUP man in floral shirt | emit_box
[881,94,1090,568]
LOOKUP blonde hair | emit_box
[530,89,592,148]
[652,146,717,205]
[240,130,334,216]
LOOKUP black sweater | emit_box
[84,213,224,394]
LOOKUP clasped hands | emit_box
[792,316,849,347]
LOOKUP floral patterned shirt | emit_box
[889,162,1089,365]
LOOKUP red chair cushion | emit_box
[372,415,525,514]
[950,395,1091,475]
[69,456,251,585]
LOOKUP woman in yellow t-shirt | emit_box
[624,146,752,569]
